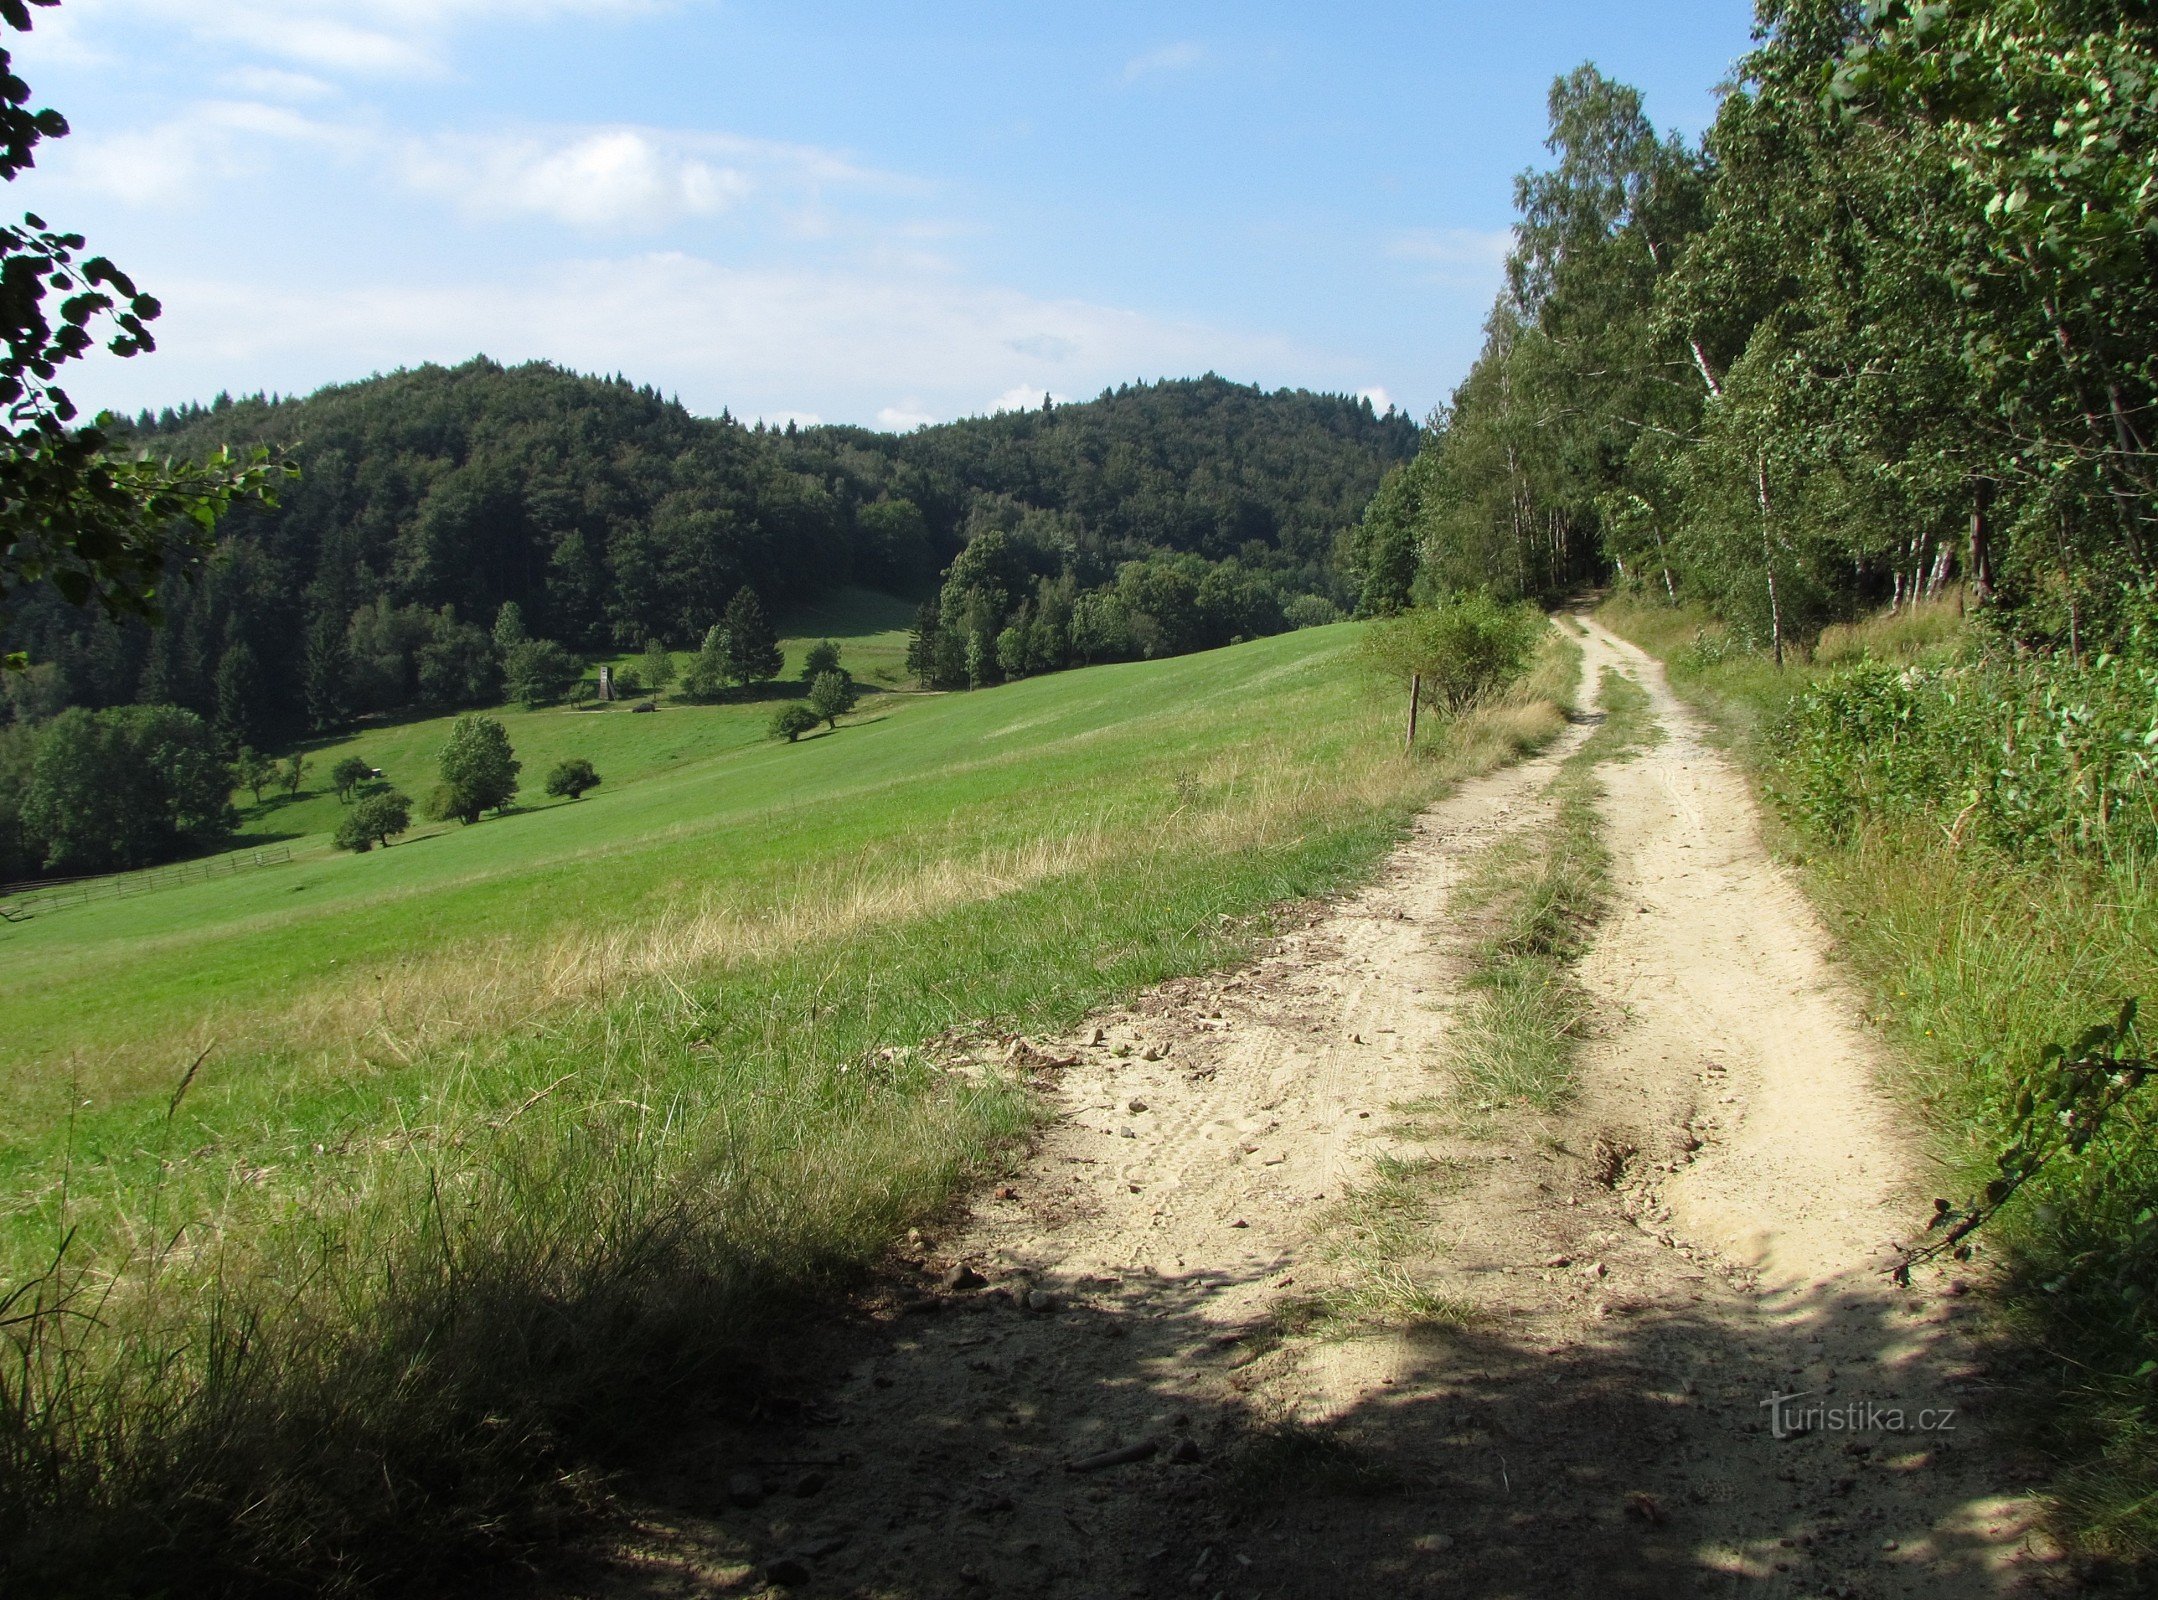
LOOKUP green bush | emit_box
[544,758,601,800]
[502,640,581,708]
[19,705,235,873]
[800,639,842,682]
[335,789,411,852]
[331,756,374,802]
[769,704,819,743]
[1777,651,2158,863]
[1359,591,1544,714]
[807,671,857,730]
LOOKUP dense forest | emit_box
[0,365,1411,749]
[1344,0,2155,655]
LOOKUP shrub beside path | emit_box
[553,620,2059,1600]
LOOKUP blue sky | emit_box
[8,1,1757,429]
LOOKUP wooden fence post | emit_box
[1406,673,1421,755]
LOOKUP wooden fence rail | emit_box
[0,846,295,920]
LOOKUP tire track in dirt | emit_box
[553,621,2064,1600]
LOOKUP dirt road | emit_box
[564,619,2062,1599]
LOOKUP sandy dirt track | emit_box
[552,619,2064,1600]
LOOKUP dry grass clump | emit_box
[1813,591,1968,665]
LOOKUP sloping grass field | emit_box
[0,617,1570,1594]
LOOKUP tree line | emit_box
[1344,0,2156,655]
[1,365,1413,742]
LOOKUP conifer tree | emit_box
[721,588,782,688]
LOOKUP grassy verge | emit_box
[1598,592,2158,1572]
[1444,665,1653,1116]
[0,624,1574,1596]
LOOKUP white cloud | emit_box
[1120,41,1208,84]
[400,126,902,232]
[61,0,659,81]
[65,251,1316,430]
[1388,227,1513,287]
[403,129,752,230]
[62,100,357,207]
[988,384,1056,415]
[1358,385,1396,414]
[218,65,340,100]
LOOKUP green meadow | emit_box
[0,612,1570,1593]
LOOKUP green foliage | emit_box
[7,366,1411,727]
[680,622,728,700]
[335,789,411,852]
[330,756,373,803]
[0,3,291,652]
[1336,464,1421,616]
[232,744,276,805]
[1283,594,1344,629]
[800,638,842,682]
[302,611,352,732]
[721,587,783,687]
[543,757,600,800]
[16,704,233,872]
[806,670,857,730]
[490,601,527,657]
[638,637,676,692]
[1897,1000,2154,1283]
[278,753,308,797]
[768,703,820,742]
[433,714,519,824]
[501,638,580,708]
[1360,591,1545,713]
[1777,634,2158,863]
[213,635,264,745]
[1388,15,2158,657]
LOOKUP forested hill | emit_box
[0,361,1413,741]
[810,377,1414,581]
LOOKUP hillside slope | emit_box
[0,365,1414,746]
[0,618,1574,1596]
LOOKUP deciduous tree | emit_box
[807,669,857,729]
[430,714,519,824]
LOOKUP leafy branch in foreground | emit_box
[0,5,291,659]
[1893,999,2154,1285]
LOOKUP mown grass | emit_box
[0,619,1573,1596]
[589,584,920,691]
[1444,664,1653,1115]
[1599,591,2158,1573]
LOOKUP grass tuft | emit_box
[1445,666,1650,1114]
[1220,1421,1403,1505]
